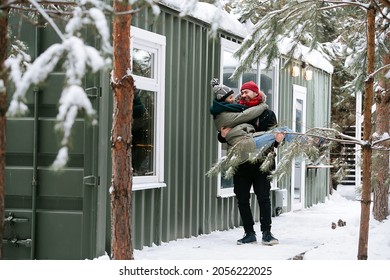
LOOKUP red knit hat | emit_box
[240,81,259,93]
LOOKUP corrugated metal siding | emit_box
[5,3,332,258]
[305,69,332,207]
[278,58,331,209]
[127,6,244,250]
[99,6,333,251]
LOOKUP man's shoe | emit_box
[262,231,279,246]
[237,232,257,245]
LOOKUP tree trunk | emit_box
[0,4,9,260]
[110,1,134,260]
[373,50,390,222]
[357,4,376,260]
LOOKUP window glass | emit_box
[260,66,275,109]
[242,69,257,84]
[133,48,155,78]
[222,50,239,91]
[295,99,304,133]
[220,50,239,190]
[132,90,155,176]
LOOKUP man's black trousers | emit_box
[233,161,272,234]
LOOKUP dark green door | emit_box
[4,12,100,260]
[4,76,99,260]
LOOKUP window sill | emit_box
[306,164,333,169]
[133,182,166,191]
[218,186,282,198]
[217,192,235,198]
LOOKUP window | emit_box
[131,26,166,190]
[291,85,307,210]
[217,38,278,197]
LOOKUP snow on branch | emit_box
[367,63,390,80]
[321,0,370,11]
[372,132,390,148]
[6,43,66,115]
[5,0,112,170]
[28,0,66,40]
[0,80,4,93]
[206,126,370,181]
[129,0,161,16]
[230,0,331,80]
[88,8,112,53]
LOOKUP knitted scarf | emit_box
[238,94,262,107]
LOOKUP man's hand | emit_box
[274,132,286,143]
[220,127,232,138]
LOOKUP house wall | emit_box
[99,5,332,253]
[4,4,333,259]
[98,5,247,254]
[278,58,332,210]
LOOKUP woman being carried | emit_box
[210,79,295,158]
[209,79,317,177]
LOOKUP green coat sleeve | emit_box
[214,103,268,130]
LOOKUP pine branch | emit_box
[28,0,65,40]
[372,147,390,151]
[367,63,390,80]
[322,0,370,11]
[206,125,372,180]
[269,141,303,180]
[373,135,390,146]
[6,0,112,170]
[206,142,243,179]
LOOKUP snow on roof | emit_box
[159,0,249,38]
[159,0,333,74]
[279,37,334,74]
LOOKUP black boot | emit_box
[262,230,279,246]
[237,232,257,245]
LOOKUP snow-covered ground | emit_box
[4,185,388,280]
[133,184,390,260]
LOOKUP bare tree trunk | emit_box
[110,1,134,260]
[373,50,390,222]
[357,4,376,260]
[0,4,9,260]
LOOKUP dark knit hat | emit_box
[240,81,259,93]
[210,78,234,102]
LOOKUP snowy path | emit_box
[134,186,390,260]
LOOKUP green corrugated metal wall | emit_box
[98,5,332,252]
[278,58,332,210]
[101,6,246,251]
[5,4,332,259]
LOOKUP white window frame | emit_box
[130,26,166,190]
[217,38,279,197]
[291,84,307,210]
